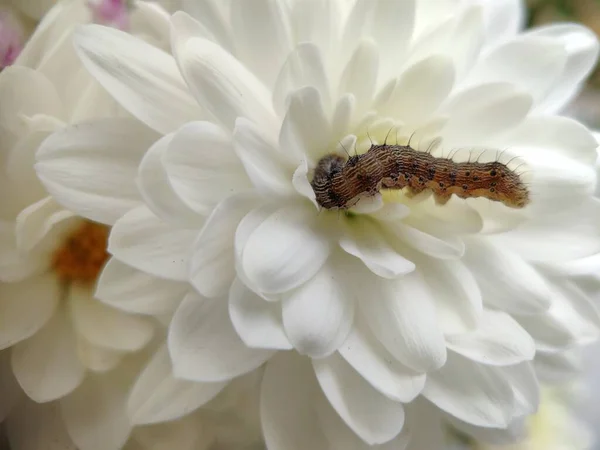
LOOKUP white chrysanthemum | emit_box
[35,0,600,448]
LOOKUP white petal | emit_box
[128,345,227,425]
[136,133,204,225]
[381,221,465,260]
[108,205,198,281]
[234,117,294,195]
[261,353,329,450]
[0,350,21,422]
[74,25,202,134]
[529,24,599,112]
[0,273,60,350]
[467,36,567,104]
[229,278,292,350]
[339,317,425,403]
[516,311,576,353]
[360,272,447,372]
[464,239,551,314]
[230,0,291,87]
[173,4,234,52]
[61,372,132,450]
[7,399,77,450]
[480,0,524,45]
[279,86,332,164]
[273,42,331,117]
[419,258,483,336]
[501,362,539,417]
[190,193,259,298]
[314,353,405,445]
[178,37,276,132]
[446,310,535,366]
[130,414,215,450]
[339,219,414,279]
[76,337,123,373]
[12,311,85,402]
[534,349,581,383]
[162,121,251,215]
[339,40,379,115]
[447,415,527,445]
[241,203,331,294]
[382,55,455,125]
[14,197,75,253]
[0,222,47,282]
[35,118,158,225]
[96,258,186,316]
[423,351,514,427]
[168,291,275,382]
[69,285,154,352]
[282,258,354,358]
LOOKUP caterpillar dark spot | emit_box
[311,144,530,210]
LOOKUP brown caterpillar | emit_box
[310,144,530,209]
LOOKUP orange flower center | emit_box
[52,221,110,284]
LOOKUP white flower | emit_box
[35,0,600,448]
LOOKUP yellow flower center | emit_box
[52,221,109,284]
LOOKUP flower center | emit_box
[51,221,109,285]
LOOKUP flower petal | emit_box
[229,278,292,350]
[108,205,198,281]
[464,239,552,314]
[61,371,132,450]
[137,133,204,225]
[11,311,85,402]
[313,353,406,445]
[190,193,259,298]
[162,121,251,216]
[360,272,447,372]
[423,351,514,428]
[234,117,294,195]
[339,219,415,279]
[446,310,535,366]
[0,273,60,350]
[35,118,158,225]
[76,337,123,373]
[178,36,276,132]
[73,25,202,134]
[339,316,425,403]
[168,291,275,382]
[96,258,186,316]
[282,257,354,358]
[241,203,331,294]
[261,352,329,450]
[128,346,227,425]
[273,42,331,117]
[279,86,332,164]
[339,39,379,115]
[69,285,154,352]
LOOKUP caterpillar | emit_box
[310,144,530,210]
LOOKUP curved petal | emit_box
[162,121,251,216]
[261,352,329,450]
[96,257,187,316]
[136,133,204,225]
[479,0,524,45]
[73,24,203,134]
[168,291,275,382]
[423,351,514,428]
[11,311,85,402]
[339,316,425,403]
[313,353,406,445]
[0,273,60,350]
[61,371,132,450]
[108,205,198,282]
[273,42,331,117]
[359,272,447,372]
[229,278,292,350]
[446,310,535,366]
[69,285,154,352]
[128,346,227,425]
[190,193,259,298]
[282,257,354,358]
[339,219,415,279]
[35,118,158,225]
[339,40,379,115]
[241,203,331,294]
[528,24,599,112]
[279,86,332,164]
[75,337,123,373]
[177,36,276,132]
